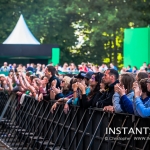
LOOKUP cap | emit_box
[81,71,94,80]
[74,71,86,79]
[0,74,5,77]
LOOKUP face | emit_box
[147,80,150,92]
[60,79,65,87]
[103,70,112,84]
[4,62,7,66]
[44,67,51,77]
[89,75,97,86]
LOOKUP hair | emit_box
[41,76,47,80]
[137,72,148,82]
[62,76,71,91]
[47,66,56,76]
[120,73,135,94]
[30,75,37,82]
[107,69,119,80]
[87,72,104,100]
[139,78,150,96]
[133,66,138,70]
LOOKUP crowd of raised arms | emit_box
[0,61,150,118]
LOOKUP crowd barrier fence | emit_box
[0,92,149,150]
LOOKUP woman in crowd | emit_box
[133,78,150,117]
[103,73,135,113]
[50,76,74,113]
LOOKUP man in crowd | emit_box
[96,69,119,108]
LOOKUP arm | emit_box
[135,97,150,118]
[96,91,113,108]
[120,95,134,114]
[18,75,28,90]
[112,92,123,113]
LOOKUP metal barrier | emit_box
[0,92,150,150]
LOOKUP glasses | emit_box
[91,77,95,81]
[61,80,65,83]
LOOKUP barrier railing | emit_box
[0,92,150,150]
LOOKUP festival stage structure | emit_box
[124,27,150,69]
[0,14,60,65]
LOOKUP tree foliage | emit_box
[0,0,150,67]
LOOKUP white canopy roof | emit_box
[3,14,40,44]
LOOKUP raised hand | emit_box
[133,81,140,98]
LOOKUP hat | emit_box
[0,74,5,77]
[82,71,94,80]
[74,71,86,79]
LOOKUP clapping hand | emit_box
[133,81,140,98]
[115,84,127,96]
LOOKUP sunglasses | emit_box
[91,77,95,81]
[61,80,65,83]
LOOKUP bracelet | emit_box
[73,91,77,93]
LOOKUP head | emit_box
[136,72,148,83]
[139,78,150,96]
[146,79,150,92]
[74,71,86,82]
[103,69,119,85]
[4,62,7,67]
[70,63,76,70]
[41,76,48,84]
[119,73,135,94]
[60,76,71,91]
[44,65,56,78]
[63,63,68,68]
[83,71,94,86]
[133,66,138,70]
[0,74,6,81]
[88,72,104,99]
[110,63,114,68]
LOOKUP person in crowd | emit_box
[96,69,119,108]
[80,62,88,72]
[92,65,99,73]
[50,76,72,100]
[103,73,135,113]
[133,78,150,117]
[61,63,69,72]
[17,64,23,72]
[99,64,108,73]
[79,72,104,109]
[120,67,126,74]
[140,62,147,71]
[136,72,148,83]
[50,76,74,113]
[110,63,118,71]
[68,63,78,72]
[39,65,61,100]
[1,62,10,72]
[126,65,132,72]
[132,66,138,74]
[147,64,150,73]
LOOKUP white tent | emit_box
[3,14,40,44]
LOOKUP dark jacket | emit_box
[96,80,119,108]
[81,91,104,109]
[43,75,61,100]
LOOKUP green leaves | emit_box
[0,0,150,67]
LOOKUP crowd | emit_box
[0,61,150,118]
